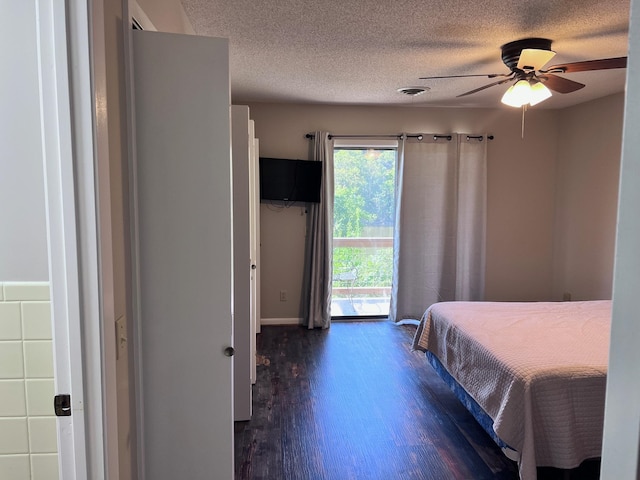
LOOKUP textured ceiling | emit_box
[180,0,630,109]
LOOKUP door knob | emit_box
[223,346,235,357]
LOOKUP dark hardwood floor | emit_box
[234,321,599,480]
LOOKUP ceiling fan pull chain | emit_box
[521,104,527,139]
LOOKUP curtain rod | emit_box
[305,133,494,141]
[305,133,402,139]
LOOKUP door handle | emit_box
[223,346,235,357]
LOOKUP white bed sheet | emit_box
[412,300,611,480]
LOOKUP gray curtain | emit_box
[302,132,334,329]
[389,134,487,323]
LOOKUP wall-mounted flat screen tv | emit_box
[259,157,322,203]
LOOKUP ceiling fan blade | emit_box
[419,73,512,80]
[542,57,627,73]
[456,77,514,97]
[538,73,585,94]
[517,48,556,71]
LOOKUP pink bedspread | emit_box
[412,300,610,480]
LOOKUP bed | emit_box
[412,300,610,480]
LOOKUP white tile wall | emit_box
[0,341,24,378]
[3,283,50,302]
[0,380,26,416]
[21,303,52,340]
[0,418,29,454]
[31,453,59,480]
[25,380,54,416]
[23,341,54,378]
[28,418,57,453]
[0,303,21,339]
[0,455,30,478]
[0,283,58,480]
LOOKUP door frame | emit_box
[36,0,107,478]
[601,0,640,476]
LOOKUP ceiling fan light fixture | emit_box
[501,79,553,108]
[501,79,531,107]
[529,81,552,106]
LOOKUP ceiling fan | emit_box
[420,38,627,107]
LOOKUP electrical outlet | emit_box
[280,290,287,302]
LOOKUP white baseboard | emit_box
[260,317,302,326]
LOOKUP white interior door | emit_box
[231,105,253,420]
[254,138,261,336]
[132,31,234,480]
[248,120,258,383]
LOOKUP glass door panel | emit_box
[331,147,396,318]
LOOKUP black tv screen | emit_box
[259,158,322,203]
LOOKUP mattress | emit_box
[412,300,610,480]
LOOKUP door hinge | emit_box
[54,394,71,416]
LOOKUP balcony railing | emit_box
[331,236,393,316]
[333,237,393,248]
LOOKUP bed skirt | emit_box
[426,351,519,461]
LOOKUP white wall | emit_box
[0,2,58,480]
[247,103,561,319]
[249,99,626,320]
[134,0,194,34]
[0,6,58,477]
[553,93,624,301]
[0,1,49,281]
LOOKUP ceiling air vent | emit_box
[397,86,429,96]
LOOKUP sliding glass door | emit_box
[330,142,397,318]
